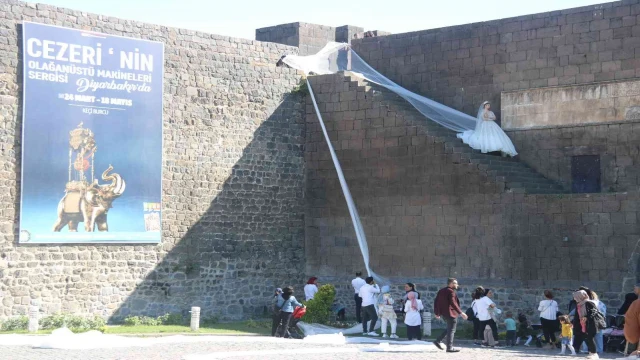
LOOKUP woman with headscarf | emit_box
[619,293,638,315]
[304,277,319,301]
[572,290,598,359]
[404,291,424,340]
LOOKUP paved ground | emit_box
[0,337,628,360]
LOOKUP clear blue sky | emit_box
[31,0,610,40]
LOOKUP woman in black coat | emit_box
[571,290,598,357]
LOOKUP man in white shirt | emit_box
[359,276,380,336]
[351,272,366,322]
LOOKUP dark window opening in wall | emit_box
[571,155,601,193]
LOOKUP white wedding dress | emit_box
[457,103,517,157]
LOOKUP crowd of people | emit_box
[270,274,640,359]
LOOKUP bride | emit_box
[457,101,517,157]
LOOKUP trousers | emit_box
[354,294,362,322]
[275,311,293,338]
[435,315,458,350]
[361,305,378,333]
[472,318,482,341]
[381,317,397,335]
[479,319,499,341]
[506,330,516,346]
[407,325,422,340]
[573,330,596,354]
[541,318,557,344]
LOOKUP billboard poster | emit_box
[19,22,163,244]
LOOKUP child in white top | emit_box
[378,285,398,339]
[404,292,424,340]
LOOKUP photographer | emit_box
[359,276,381,336]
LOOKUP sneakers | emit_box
[367,331,380,337]
[390,334,399,339]
[585,354,599,359]
[434,341,444,350]
[382,334,388,338]
[362,332,368,336]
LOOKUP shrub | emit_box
[303,284,336,324]
[123,315,160,326]
[201,315,219,327]
[158,313,185,326]
[123,313,186,327]
[39,314,66,330]
[1,316,28,331]
[66,315,106,332]
[40,314,106,332]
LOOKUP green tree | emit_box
[303,284,336,324]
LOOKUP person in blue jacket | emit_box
[275,286,305,338]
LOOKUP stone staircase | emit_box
[344,73,567,195]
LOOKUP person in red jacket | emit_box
[433,278,468,352]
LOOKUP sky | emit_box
[31,0,610,40]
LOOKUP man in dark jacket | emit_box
[433,278,467,352]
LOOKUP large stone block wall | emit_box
[305,73,637,317]
[0,0,305,321]
[328,280,625,323]
[351,1,640,120]
[507,122,640,192]
[256,22,344,56]
[502,80,640,192]
[501,80,640,130]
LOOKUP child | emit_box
[404,291,424,340]
[504,311,517,347]
[558,315,576,355]
[378,285,398,339]
[516,313,534,346]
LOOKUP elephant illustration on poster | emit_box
[52,165,126,232]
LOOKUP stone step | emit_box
[502,175,552,183]
[470,158,530,169]
[358,77,568,195]
[487,169,545,178]
[506,182,565,190]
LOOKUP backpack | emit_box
[465,301,476,322]
[588,306,607,331]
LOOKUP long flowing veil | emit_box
[282,42,477,132]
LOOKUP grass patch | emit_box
[105,321,271,335]
[0,329,53,335]
[0,320,272,336]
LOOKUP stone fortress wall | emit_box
[278,1,640,315]
[0,0,639,323]
[304,73,637,315]
[350,0,640,193]
[0,0,305,321]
